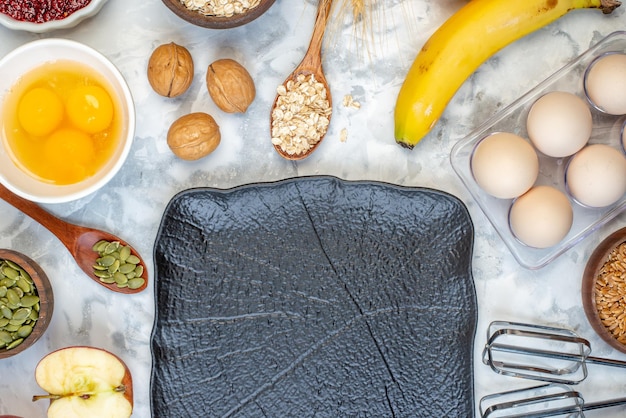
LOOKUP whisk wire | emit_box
[480,383,626,418]
[481,320,626,383]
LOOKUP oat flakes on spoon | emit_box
[270,0,334,160]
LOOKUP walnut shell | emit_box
[167,113,220,161]
[206,58,256,113]
[148,42,194,98]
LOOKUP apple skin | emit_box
[33,346,133,418]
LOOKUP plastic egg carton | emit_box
[451,31,626,269]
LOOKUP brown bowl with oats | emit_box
[582,227,626,354]
[161,0,276,29]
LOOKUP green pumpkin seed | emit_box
[127,278,145,290]
[104,241,120,255]
[28,309,38,321]
[1,306,12,319]
[1,266,18,280]
[118,263,135,275]
[6,338,23,350]
[94,270,112,279]
[0,286,6,298]
[0,278,15,288]
[119,246,131,262]
[113,272,128,285]
[108,259,120,274]
[134,265,144,277]
[17,325,33,338]
[0,330,12,344]
[0,318,8,327]
[92,240,108,252]
[99,277,116,284]
[4,323,19,332]
[126,255,140,265]
[6,289,19,306]
[20,295,39,307]
[4,260,21,271]
[97,255,116,267]
[12,308,30,321]
[93,263,108,271]
[16,277,31,293]
[9,317,26,326]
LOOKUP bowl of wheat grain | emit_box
[582,227,626,354]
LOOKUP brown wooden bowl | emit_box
[161,0,276,29]
[582,227,626,354]
[0,249,53,359]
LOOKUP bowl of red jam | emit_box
[0,0,109,33]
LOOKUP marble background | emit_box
[1,0,626,416]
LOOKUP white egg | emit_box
[584,53,626,115]
[471,132,539,199]
[509,186,573,249]
[565,143,626,208]
[526,91,592,158]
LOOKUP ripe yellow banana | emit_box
[394,0,621,149]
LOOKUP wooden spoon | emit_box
[0,183,148,294]
[271,0,334,160]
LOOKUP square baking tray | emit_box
[451,31,626,269]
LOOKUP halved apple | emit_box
[32,346,133,418]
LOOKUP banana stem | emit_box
[601,0,621,13]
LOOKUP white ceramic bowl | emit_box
[0,0,109,33]
[0,38,135,203]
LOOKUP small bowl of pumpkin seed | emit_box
[0,249,53,359]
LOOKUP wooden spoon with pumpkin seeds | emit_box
[0,183,147,294]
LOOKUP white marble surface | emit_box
[1,0,626,416]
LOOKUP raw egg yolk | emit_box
[67,85,114,134]
[17,87,64,137]
[42,128,96,184]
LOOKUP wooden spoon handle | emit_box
[300,0,333,71]
[0,183,83,250]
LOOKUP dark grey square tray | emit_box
[151,176,476,417]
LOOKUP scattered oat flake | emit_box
[340,128,348,143]
[342,94,361,109]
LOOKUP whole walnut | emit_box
[148,42,194,98]
[167,113,220,161]
[206,58,256,113]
